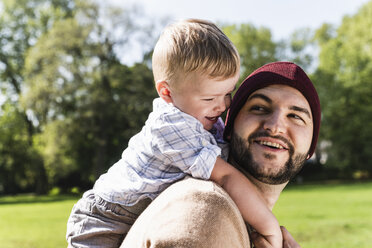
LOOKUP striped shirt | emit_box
[94,98,226,206]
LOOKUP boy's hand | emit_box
[250,232,281,248]
[281,226,301,248]
[250,226,301,248]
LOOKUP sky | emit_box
[109,0,370,64]
[111,0,369,40]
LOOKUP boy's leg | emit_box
[66,190,151,248]
[121,177,250,248]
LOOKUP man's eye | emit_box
[289,114,305,123]
[250,105,267,112]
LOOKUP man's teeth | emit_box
[258,141,284,149]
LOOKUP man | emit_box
[121,61,321,248]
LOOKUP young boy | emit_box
[67,19,282,248]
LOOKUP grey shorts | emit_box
[66,190,151,248]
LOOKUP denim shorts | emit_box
[66,190,151,248]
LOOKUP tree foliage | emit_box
[0,0,158,194]
[0,102,43,193]
[1,0,372,194]
[21,0,157,189]
[0,0,75,193]
[313,1,372,177]
[222,23,314,79]
[222,23,277,80]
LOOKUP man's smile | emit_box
[257,140,286,150]
[251,134,290,152]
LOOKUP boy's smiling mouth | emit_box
[206,116,218,121]
[205,115,220,122]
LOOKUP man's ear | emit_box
[156,80,173,103]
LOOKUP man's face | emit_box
[230,84,313,185]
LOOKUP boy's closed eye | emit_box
[202,98,214,101]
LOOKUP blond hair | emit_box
[152,19,240,88]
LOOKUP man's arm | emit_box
[210,156,282,248]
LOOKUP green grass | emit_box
[0,194,79,248]
[273,181,372,248]
[1,182,372,247]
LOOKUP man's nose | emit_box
[263,111,286,134]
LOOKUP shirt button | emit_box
[202,140,208,146]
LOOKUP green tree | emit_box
[0,0,159,193]
[0,0,74,130]
[281,27,315,72]
[222,23,277,80]
[0,102,43,194]
[314,1,372,178]
[0,0,75,193]
[21,0,157,190]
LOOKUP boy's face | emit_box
[170,72,239,130]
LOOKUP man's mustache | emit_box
[247,131,294,153]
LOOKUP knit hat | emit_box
[224,61,321,158]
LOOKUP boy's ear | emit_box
[156,80,173,103]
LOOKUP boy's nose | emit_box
[224,95,232,109]
[215,98,227,112]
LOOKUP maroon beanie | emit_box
[224,61,321,158]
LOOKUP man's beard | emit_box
[229,130,307,185]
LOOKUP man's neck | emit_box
[243,172,287,210]
[229,160,287,210]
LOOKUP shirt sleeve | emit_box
[151,111,221,180]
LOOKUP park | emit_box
[1,0,372,247]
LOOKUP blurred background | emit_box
[1,0,371,195]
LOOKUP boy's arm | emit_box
[210,156,282,248]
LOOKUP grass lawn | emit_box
[274,181,372,248]
[1,181,372,247]
[0,195,79,248]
